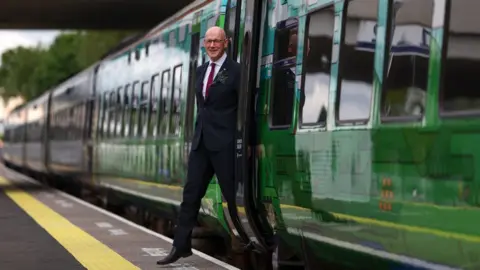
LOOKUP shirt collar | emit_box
[208,52,227,67]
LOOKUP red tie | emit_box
[205,62,215,97]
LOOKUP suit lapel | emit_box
[196,62,209,105]
[205,57,230,102]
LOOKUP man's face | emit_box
[204,27,228,62]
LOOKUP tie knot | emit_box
[210,62,215,67]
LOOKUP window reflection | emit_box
[270,19,298,127]
[170,65,183,135]
[123,84,131,137]
[115,87,123,136]
[159,70,170,135]
[337,0,379,122]
[140,81,149,137]
[150,75,160,137]
[441,0,480,112]
[301,6,334,126]
[381,0,432,118]
[131,82,140,136]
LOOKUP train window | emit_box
[123,84,131,137]
[115,87,123,136]
[145,41,150,56]
[95,95,101,138]
[185,32,200,143]
[131,81,140,137]
[139,81,150,137]
[73,105,82,140]
[69,107,74,140]
[54,110,61,140]
[102,92,109,138]
[108,91,116,137]
[270,18,298,128]
[159,70,171,135]
[170,65,183,135]
[150,74,160,137]
[76,104,84,140]
[440,0,480,113]
[225,0,241,59]
[337,0,379,123]
[300,6,335,127]
[381,0,432,120]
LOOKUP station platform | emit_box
[0,166,238,270]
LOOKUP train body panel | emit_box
[24,92,50,173]
[256,0,480,269]
[3,108,26,168]
[91,0,232,238]
[48,67,96,175]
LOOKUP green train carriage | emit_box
[256,0,480,269]
[38,0,480,269]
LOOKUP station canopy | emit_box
[0,0,194,29]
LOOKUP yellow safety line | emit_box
[0,177,139,270]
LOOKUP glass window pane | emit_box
[301,6,335,126]
[381,0,432,118]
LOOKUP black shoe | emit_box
[156,247,193,265]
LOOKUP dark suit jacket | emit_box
[192,56,241,152]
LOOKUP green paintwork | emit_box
[93,0,231,233]
[92,0,480,269]
[257,0,480,269]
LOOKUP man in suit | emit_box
[157,26,242,265]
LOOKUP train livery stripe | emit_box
[109,177,480,243]
[280,204,480,243]
[286,228,461,270]
[0,177,139,270]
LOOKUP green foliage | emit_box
[0,30,139,102]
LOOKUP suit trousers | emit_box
[173,135,237,251]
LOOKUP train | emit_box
[3,0,480,269]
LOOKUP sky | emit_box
[0,30,59,120]
[0,30,59,62]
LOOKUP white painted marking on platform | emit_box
[95,222,113,228]
[141,248,169,256]
[10,170,240,270]
[55,199,73,208]
[109,229,127,236]
[168,263,199,270]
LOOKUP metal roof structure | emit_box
[0,0,194,29]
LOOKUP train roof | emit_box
[20,0,208,108]
[102,0,210,61]
[50,64,98,98]
[24,91,50,109]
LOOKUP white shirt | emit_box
[202,52,227,98]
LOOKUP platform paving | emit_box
[0,166,238,270]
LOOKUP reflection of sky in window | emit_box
[303,73,329,124]
[339,80,372,121]
[302,73,372,122]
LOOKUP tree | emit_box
[0,46,46,101]
[0,30,140,102]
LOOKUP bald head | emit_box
[206,26,226,39]
[204,26,228,62]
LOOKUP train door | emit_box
[183,31,200,169]
[252,1,308,265]
[221,0,278,255]
[253,0,348,267]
